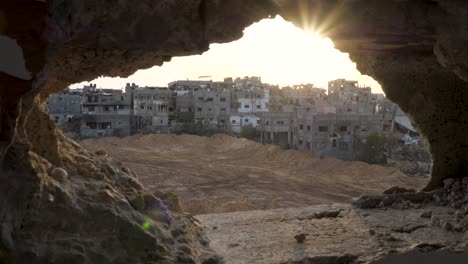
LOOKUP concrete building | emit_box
[194,88,231,129]
[229,114,260,134]
[259,111,293,148]
[45,88,82,126]
[328,79,377,114]
[236,89,269,113]
[174,92,195,124]
[168,80,213,95]
[80,84,132,138]
[129,84,175,133]
[292,110,383,160]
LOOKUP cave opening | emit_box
[45,15,431,215]
[1,1,468,263]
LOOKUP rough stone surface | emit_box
[1,0,468,262]
[196,203,468,264]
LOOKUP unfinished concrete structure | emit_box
[259,111,293,148]
[2,1,468,263]
[293,110,383,160]
[194,88,231,129]
[45,88,82,126]
[81,84,132,138]
[131,85,174,133]
[328,79,379,114]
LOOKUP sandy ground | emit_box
[80,134,427,215]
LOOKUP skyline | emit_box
[71,16,383,94]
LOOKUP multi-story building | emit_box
[45,88,82,126]
[168,80,212,95]
[174,92,195,125]
[129,84,174,133]
[292,109,383,160]
[194,88,231,129]
[328,79,377,114]
[80,84,132,138]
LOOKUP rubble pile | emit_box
[354,177,468,233]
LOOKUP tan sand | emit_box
[80,134,427,215]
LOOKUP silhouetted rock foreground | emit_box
[2,0,468,263]
[0,132,221,263]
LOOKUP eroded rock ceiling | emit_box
[0,0,467,262]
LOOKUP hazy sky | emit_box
[71,16,383,93]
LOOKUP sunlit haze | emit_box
[71,16,382,93]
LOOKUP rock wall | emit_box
[0,0,468,262]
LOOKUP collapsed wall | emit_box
[0,0,467,262]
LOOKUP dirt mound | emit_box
[81,134,427,215]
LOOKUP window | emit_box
[197,107,202,112]
[332,139,337,148]
[140,105,144,109]
[245,119,249,122]
[121,96,124,101]
[299,140,303,145]
[339,126,347,132]
[244,104,250,108]
[220,98,226,102]
[266,121,270,125]
[208,108,212,111]
[256,105,261,109]
[198,97,204,101]
[206,98,213,102]
[88,106,95,112]
[306,125,311,131]
[168,107,174,112]
[319,126,328,132]
[232,120,236,124]
[101,122,112,129]
[220,119,225,124]
[299,124,304,130]
[86,122,97,129]
[160,120,163,124]
[277,121,284,125]
[221,107,226,112]
[118,122,125,126]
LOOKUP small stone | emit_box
[369,229,376,236]
[420,211,432,218]
[51,167,68,179]
[294,233,307,243]
[212,226,217,230]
